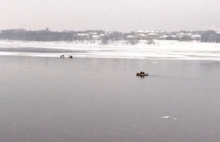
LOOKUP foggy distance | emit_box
[0,0,219,32]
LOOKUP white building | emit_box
[126,35,135,40]
[191,35,201,41]
[92,35,100,40]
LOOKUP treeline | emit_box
[201,30,220,43]
[0,29,108,41]
[0,29,220,43]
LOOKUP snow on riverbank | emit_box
[0,40,220,60]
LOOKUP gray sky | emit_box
[1,0,219,32]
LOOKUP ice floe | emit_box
[161,116,178,120]
[161,116,170,119]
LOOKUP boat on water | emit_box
[136,72,149,76]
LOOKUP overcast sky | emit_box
[0,0,219,32]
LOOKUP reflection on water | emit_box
[0,57,220,142]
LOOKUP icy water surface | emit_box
[0,57,220,142]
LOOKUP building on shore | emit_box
[146,33,160,40]
[126,35,135,40]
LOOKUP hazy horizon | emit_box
[1,0,220,32]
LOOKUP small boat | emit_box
[136,72,149,76]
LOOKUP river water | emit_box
[0,56,220,142]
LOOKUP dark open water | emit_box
[0,56,220,142]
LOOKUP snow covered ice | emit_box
[0,40,220,60]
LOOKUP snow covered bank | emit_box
[0,40,220,60]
